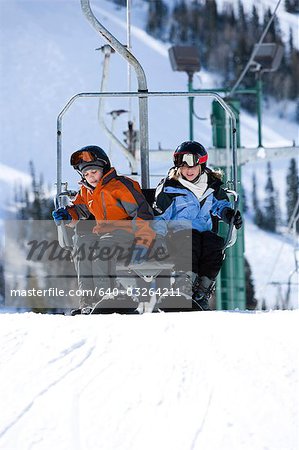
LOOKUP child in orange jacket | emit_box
[53,145,156,314]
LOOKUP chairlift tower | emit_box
[211,99,246,310]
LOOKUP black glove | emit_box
[151,234,168,257]
[130,245,149,264]
[222,208,243,230]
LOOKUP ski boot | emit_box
[70,296,95,316]
[159,271,196,311]
[192,276,215,311]
[172,271,193,298]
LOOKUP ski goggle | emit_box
[173,152,208,167]
[70,150,106,168]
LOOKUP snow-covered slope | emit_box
[244,218,298,309]
[0,164,30,186]
[0,311,298,450]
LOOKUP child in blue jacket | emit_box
[153,141,242,310]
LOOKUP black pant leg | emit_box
[167,229,224,279]
[196,231,224,279]
[166,230,193,272]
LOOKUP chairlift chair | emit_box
[54,0,240,313]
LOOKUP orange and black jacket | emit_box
[67,168,155,247]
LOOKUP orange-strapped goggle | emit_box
[70,150,97,167]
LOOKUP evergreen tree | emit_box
[263,162,277,232]
[296,101,299,124]
[242,183,248,213]
[275,189,283,228]
[30,161,42,219]
[145,0,298,108]
[173,0,189,43]
[0,261,4,305]
[289,27,294,53]
[237,0,247,33]
[250,5,260,34]
[112,0,126,6]
[244,257,257,310]
[288,34,299,100]
[146,0,169,40]
[252,173,264,227]
[286,158,299,232]
[189,0,204,45]
[205,0,218,43]
[17,161,53,220]
[285,0,299,13]
[263,8,279,42]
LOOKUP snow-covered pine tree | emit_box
[252,173,264,227]
[275,188,283,228]
[170,0,189,44]
[0,261,4,306]
[242,182,248,213]
[244,257,257,310]
[16,161,53,220]
[143,0,296,108]
[286,157,299,232]
[146,0,169,40]
[263,162,277,232]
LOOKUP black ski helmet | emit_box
[70,145,111,176]
[173,141,208,171]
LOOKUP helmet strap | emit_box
[80,177,96,191]
[75,170,96,191]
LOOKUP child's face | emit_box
[180,164,201,182]
[83,169,103,187]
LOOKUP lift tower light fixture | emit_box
[168,45,201,140]
[168,45,201,75]
[251,43,284,73]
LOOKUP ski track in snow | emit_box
[0,335,96,442]
[0,312,298,450]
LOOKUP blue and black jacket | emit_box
[153,168,231,236]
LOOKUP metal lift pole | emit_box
[96,45,137,173]
[80,0,150,188]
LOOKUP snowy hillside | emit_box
[0,0,298,182]
[224,0,299,48]
[161,0,299,48]
[0,311,298,450]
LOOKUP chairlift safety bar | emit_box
[57,90,238,193]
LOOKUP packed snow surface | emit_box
[0,310,298,450]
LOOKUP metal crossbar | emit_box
[57,90,238,192]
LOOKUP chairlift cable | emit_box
[230,0,282,96]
